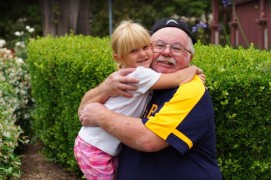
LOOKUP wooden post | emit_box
[229,0,238,47]
[211,0,220,44]
[256,0,268,49]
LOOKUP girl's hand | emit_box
[196,67,206,84]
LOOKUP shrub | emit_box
[27,34,115,172]
[193,43,271,179]
[0,47,31,179]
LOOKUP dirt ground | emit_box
[20,142,81,180]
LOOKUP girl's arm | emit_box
[151,65,205,90]
[78,68,138,113]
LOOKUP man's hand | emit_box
[79,102,105,126]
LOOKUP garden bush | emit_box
[0,47,31,179]
[193,43,271,179]
[27,35,271,179]
[27,34,115,173]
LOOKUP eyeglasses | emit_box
[152,40,192,56]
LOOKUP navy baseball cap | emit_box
[150,18,196,44]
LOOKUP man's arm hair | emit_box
[80,103,168,151]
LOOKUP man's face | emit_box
[150,27,192,73]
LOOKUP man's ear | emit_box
[190,54,193,61]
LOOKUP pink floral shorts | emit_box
[74,136,118,180]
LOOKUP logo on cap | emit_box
[166,19,178,25]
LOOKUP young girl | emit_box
[74,20,202,180]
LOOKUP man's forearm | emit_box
[96,108,168,152]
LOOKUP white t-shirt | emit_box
[78,66,161,156]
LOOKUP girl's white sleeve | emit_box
[127,66,161,94]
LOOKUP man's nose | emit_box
[162,45,171,56]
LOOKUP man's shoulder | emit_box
[175,75,205,98]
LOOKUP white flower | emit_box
[15,41,21,46]
[16,58,24,63]
[3,48,12,55]
[0,39,6,47]
[15,31,21,36]
[26,25,35,32]
[18,17,27,22]
[28,27,35,33]
[15,41,26,48]
[3,131,11,138]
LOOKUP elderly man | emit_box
[78,18,222,179]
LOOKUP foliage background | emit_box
[1,0,270,179]
[0,0,41,48]
[0,0,219,48]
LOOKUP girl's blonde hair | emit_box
[111,20,151,67]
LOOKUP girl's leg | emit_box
[74,135,118,180]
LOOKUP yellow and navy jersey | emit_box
[117,76,222,180]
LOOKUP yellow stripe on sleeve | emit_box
[172,129,193,149]
[145,76,205,144]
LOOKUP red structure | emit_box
[212,0,270,49]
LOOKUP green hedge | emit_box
[27,34,115,172]
[27,35,271,179]
[193,43,271,179]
